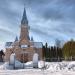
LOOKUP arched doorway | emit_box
[21,52,28,63]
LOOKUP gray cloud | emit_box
[0,0,75,46]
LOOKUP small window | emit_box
[21,45,28,48]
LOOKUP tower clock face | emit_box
[21,45,28,48]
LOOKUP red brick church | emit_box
[5,7,43,62]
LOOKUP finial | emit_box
[31,36,34,41]
[15,36,18,42]
[21,5,28,25]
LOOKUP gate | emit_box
[21,53,28,63]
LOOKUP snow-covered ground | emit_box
[0,61,75,75]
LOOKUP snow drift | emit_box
[0,61,75,72]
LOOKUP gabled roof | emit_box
[5,42,13,48]
[33,42,43,48]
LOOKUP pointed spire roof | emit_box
[31,36,34,41]
[15,36,18,42]
[21,7,28,25]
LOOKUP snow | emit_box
[9,53,23,69]
[33,53,38,63]
[33,53,38,68]
[38,61,45,68]
[14,60,23,68]
[25,61,33,68]
[0,61,75,75]
[10,53,15,65]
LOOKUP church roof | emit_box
[5,42,13,48]
[21,7,28,25]
[15,36,18,42]
[33,42,43,48]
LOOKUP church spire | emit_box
[21,7,28,25]
[15,36,18,42]
[31,36,34,41]
[20,6,30,41]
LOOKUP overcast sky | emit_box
[0,0,75,48]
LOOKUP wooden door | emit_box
[21,53,28,63]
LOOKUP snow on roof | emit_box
[5,42,13,48]
[33,42,42,48]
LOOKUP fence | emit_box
[45,56,75,62]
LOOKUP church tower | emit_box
[5,7,43,63]
[20,8,30,45]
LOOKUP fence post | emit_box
[13,55,15,69]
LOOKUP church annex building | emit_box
[5,8,43,62]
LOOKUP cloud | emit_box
[0,0,75,47]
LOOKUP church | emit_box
[5,8,43,62]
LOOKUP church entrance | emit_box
[21,53,28,63]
